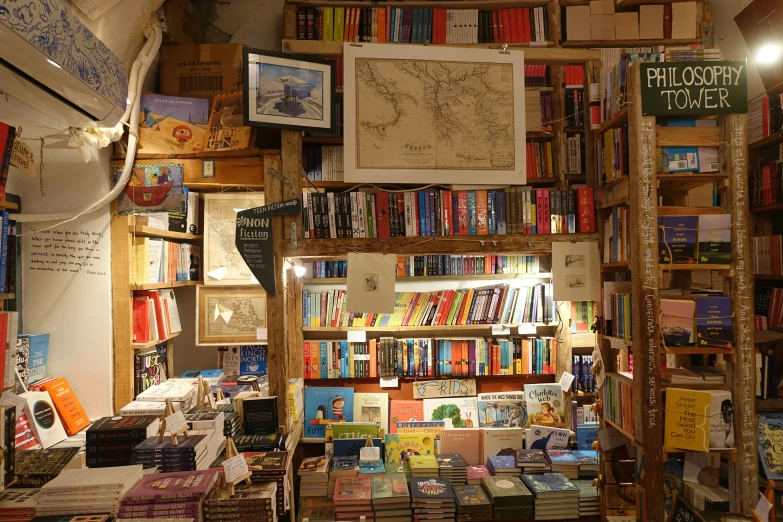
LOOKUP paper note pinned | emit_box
[347,330,367,343]
[207,267,228,281]
[559,372,576,392]
[380,377,399,388]
[257,328,268,341]
[491,325,511,335]
[518,324,538,335]
[223,453,251,485]
[756,494,773,522]
[165,410,188,435]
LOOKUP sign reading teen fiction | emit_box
[640,61,747,115]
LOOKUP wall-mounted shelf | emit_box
[132,280,203,291]
[302,273,552,285]
[133,331,181,350]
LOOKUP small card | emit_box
[257,328,268,341]
[360,446,381,463]
[165,410,188,435]
[518,324,538,335]
[491,325,511,335]
[559,371,576,391]
[756,494,773,522]
[380,377,399,388]
[223,453,251,485]
[347,330,367,343]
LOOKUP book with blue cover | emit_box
[487,455,517,474]
[758,413,783,480]
[659,216,699,264]
[573,450,598,466]
[696,297,733,349]
[333,438,382,458]
[520,472,580,497]
[576,423,598,450]
[240,345,267,376]
[304,386,354,441]
[180,369,223,379]
[546,450,579,463]
[17,333,49,385]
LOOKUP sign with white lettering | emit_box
[412,378,477,399]
[640,61,747,115]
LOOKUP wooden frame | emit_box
[196,285,268,345]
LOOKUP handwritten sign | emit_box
[360,446,380,463]
[222,453,252,485]
[558,371,575,392]
[235,199,301,295]
[379,377,399,388]
[640,62,747,115]
[491,325,511,335]
[165,410,188,435]
[412,378,476,399]
[10,138,35,177]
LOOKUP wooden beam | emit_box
[656,126,721,147]
[110,207,134,413]
[627,63,664,518]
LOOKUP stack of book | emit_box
[547,450,580,479]
[146,434,209,472]
[0,488,40,522]
[37,465,144,517]
[410,477,456,521]
[466,465,491,485]
[573,479,600,517]
[136,378,197,412]
[436,454,467,486]
[298,456,329,497]
[575,450,599,477]
[244,452,290,517]
[329,456,359,497]
[13,448,79,487]
[203,482,277,522]
[410,455,439,479]
[298,497,336,522]
[333,476,373,521]
[521,472,580,520]
[86,417,160,468]
[482,476,534,520]
[385,461,411,479]
[453,484,492,521]
[119,469,219,520]
[487,455,518,475]
[516,449,551,473]
[371,473,411,521]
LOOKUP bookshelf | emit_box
[596,62,756,517]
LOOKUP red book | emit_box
[542,189,551,234]
[0,123,15,202]
[576,189,595,233]
[522,8,532,42]
[397,194,405,235]
[501,9,511,43]
[136,290,168,339]
[378,7,386,42]
[492,10,499,42]
[442,189,452,235]
[536,189,544,234]
[508,8,519,43]
[303,342,311,378]
[132,297,150,344]
[663,3,672,39]
[376,192,391,237]
[457,191,468,235]
[0,313,6,387]
[763,96,770,137]
[318,7,324,40]
[515,8,524,43]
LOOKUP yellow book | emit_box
[384,433,435,463]
[132,237,149,284]
[664,388,710,452]
[459,289,476,325]
[323,7,334,41]
[410,292,430,326]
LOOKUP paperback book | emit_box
[524,384,565,427]
[422,397,478,429]
[384,433,435,463]
[659,216,699,264]
[660,299,695,347]
[526,425,571,450]
[697,214,731,264]
[353,392,389,433]
[696,297,732,349]
[477,392,527,428]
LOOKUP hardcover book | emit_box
[515,449,549,468]
[87,416,160,442]
[487,455,517,472]
[371,472,409,502]
[409,478,455,501]
[20,391,67,449]
[16,333,48,386]
[384,433,435,463]
[523,384,565,427]
[122,469,219,504]
[708,390,734,449]
[659,216,699,264]
[203,92,255,152]
[439,428,482,466]
[331,422,378,440]
[353,392,389,433]
[241,397,278,435]
[396,421,445,437]
[696,297,732,349]
[664,388,710,452]
[660,299,696,347]
[526,425,570,450]
[520,472,580,497]
[483,427,524,459]
[304,386,354,441]
[333,476,372,503]
[477,392,527,428]
[697,214,731,264]
[466,465,491,483]
[138,94,209,155]
[14,448,79,487]
[422,397,479,429]
[333,437,382,458]
[576,422,599,450]
[453,484,491,510]
[481,476,533,507]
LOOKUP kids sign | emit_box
[640,61,747,115]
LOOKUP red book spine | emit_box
[576,187,596,232]
[304,342,311,378]
[376,192,391,237]
[509,8,519,43]
[492,10,499,42]
[542,189,551,234]
[515,8,524,43]
[458,191,468,236]
[320,293,327,327]
[522,8,531,42]
[501,9,511,43]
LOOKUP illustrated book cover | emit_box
[523,384,565,427]
[303,386,354,441]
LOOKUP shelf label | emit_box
[491,325,510,335]
[412,378,476,399]
[347,330,367,343]
[559,372,575,392]
[518,324,537,335]
[380,377,398,388]
[256,328,268,341]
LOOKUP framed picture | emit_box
[196,286,267,345]
[243,47,334,132]
[203,192,265,286]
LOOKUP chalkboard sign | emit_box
[640,61,747,116]
[235,198,301,295]
[666,494,705,522]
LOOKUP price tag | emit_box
[518,324,537,335]
[380,377,399,388]
[0,391,26,416]
[491,325,510,335]
[559,371,576,392]
[347,330,367,343]
[360,446,380,463]
[223,348,240,377]
[223,453,251,485]
[165,410,188,435]
[256,328,268,341]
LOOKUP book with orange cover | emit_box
[389,400,424,433]
[476,190,488,235]
[40,377,89,436]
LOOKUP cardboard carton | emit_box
[160,44,244,103]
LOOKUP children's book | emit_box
[483,427,525,459]
[353,392,389,433]
[138,94,209,155]
[526,425,571,450]
[422,397,478,429]
[388,400,424,434]
[304,386,354,441]
[523,384,565,427]
[758,413,783,480]
[384,433,435,463]
[477,392,527,428]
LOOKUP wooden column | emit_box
[627,64,663,519]
[110,208,134,413]
[722,113,758,513]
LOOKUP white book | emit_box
[445,10,452,44]
[136,377,196,402]
[307,192,316,238]
[322,147,330,181]
[147,239,163,283]
[709,390,734,449]
[41,465,144,494]
[483,427,525,459]
[147,298,160,342]
[119,400,178,416]
[423,397,478,429]
[404,192,413,236]
[350,192,360,237]
[353,392,390,433]
[327,192,337,239]
[4,311,17,388]
[369,193,377,238]
[158,289,182,334]
[357,193,366,238]
[21,390,67,449]
[143,212,169,230]
[525,425,570,449]
[186,191,199,234]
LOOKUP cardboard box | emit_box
[159,0,208,45]
[591,14,615,41]
[639,5,664,40]
[589,0,614,15]
[615,12,639,41]
[160,44,244,103]
[566,6,592,41]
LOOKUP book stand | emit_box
[195,376,216,412]
[158,398,189,445]
[224,435,252,496]
[216,388,226,402]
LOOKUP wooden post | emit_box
[722,112,758,513]
[110,208,134,413]
[627,63,663,518]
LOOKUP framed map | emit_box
[196,286,267,345]
[203,193,265,286]
[344,43,526,184]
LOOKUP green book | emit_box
[334,8,345,41]
[384,461,411,477]
[332,422,378,440]
[366,193,375,238]
[481,476,533,508]
[371,473,409,503]
[323,7,334,41]
[409,454,438,471]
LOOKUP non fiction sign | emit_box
[640,61,747,115]
[412,378,477,399]
[235,199,301,294]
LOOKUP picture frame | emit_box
[196,286,267,345]
[243,47,335,132]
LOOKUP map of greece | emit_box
[355,58,516,171]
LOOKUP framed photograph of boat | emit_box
[112,163,186,215]
[243,47,335,132]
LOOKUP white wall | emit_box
[711,0,765,100]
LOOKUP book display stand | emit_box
[158,398,190,445]
[223,436,253,496]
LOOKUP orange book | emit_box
[550,338,557,375]
[369,339,377,377]
[522,338,530,374]
[476,190,488,235]
[459,289,475,325]
[40,377,88,436]
[378,7,387,42]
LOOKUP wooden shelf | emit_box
[132,280,203,291]
[133,331,181,350]
[604,335,632,348]
[526,177,559,185]
[751,202,783,214]
[662,447,737,462]
[184,182,265,192]
[285,232,601,257]
[601,261,630,272]
[304,373,554,383]
[657,173,729,192]
[131,225,203,241]
[749,130,783,151]
[756,330,783,344]
[562,38,701,48]
[606,372,633,385]
[596,107,629,135]
[302,273,552,285]
[302,136,343,144]
[657,206,726,216]
[564,127,586,134]
[659,264,731,272]
[755,274,783,280]
[573,391,598,397]
[302,323,555,333]
[0,293,14,301]
[757,398,783,411]
[527,132,556,140]
[286,0,550,6]
[604,418,635,440]
[661,346,734,355]
[0,200,18,210]
[114,148,267,161]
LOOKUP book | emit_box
[409,477,455,501]
[241,397,278,435]
[664,388,710,452]
[202,92,255,152]
[515,449,549,468]
[659,216,699,264]
[14,447,79,487]
[333,475,372,504]
[16,334,49,386]
[353,392,389,433]
[453,484,491,512]
[371,472,409,504]
[138,94,209,155]
[524,384,565,427]
[384,433,435,463]
[526,425,571,450]
[520,472,580,497]
[37,378,88,436]
[304,386,355,441]
[422,397,478,429]
[481,476,532,508]
[439,428,482,466]
[697,214,731,264]
[708,390,734,449]
[20,391,66,449]
[660,299,695,347]
[396,421,445,437]
[482,427,524,459]
[477,392,527,428]
[576,423,599,450]
[122,469,219,504]
[331,422,378,440]
[87,416,161,442]
[696,297,732,349]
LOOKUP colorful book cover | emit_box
[123,470,219,504]
[21,391,67,449]
[114,163,186,216]
[371,472,409,501]
[664,388,710,452]
[436,454,467,469]
[466,465,491,482]
[239,345,267,376]
[422,397,478,429]
[659,216,699,264]
[546,450,579,463]
[573,450,599,466]
[576,422,599,450]
[439,428,482,466]
[334,476,372,503]
[487,455,517,470]
[477,392,527,428]
[39,377,89,436]
[660,299,695,347]
[396,421,445,437]
[662,458,684,516]
[409,455,439,471]
[708,390,734,449]
[523,384,565,427]
[138,94,209,155]
[520,472,580,495]
[758,413,783,480]
[409,478,455,500]
[697,214,731,264]
[663,146,699,172]
[332,456,359,472]
[203,92,254,152]
[384,433,435,463]
[353,392,389,433]
[525,425,570,450]
[696,297,732,349]
[453,484,491,508]
[333,438,382,458]
[17,333,48,385]
[483,427,524,459]
[331,422,378,440]
[388,400,424,434]
[515,449,548,467]
[304,386,354,441]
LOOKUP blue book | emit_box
[487,191,496,234]
[467,191,477,235]
[497,191,506,235]
[427,8,432,42]
[546,450,579,463]
[429,192,436,236]
[18,333,49,384]
[240,345,267,376]
[759,414,783,480]
[339,341,348,378]
[520,472,579,496]
[302,289,309,326]
[320,342,328,379]
[577,423,599,450]
[572,450,598,466]
[418,191,427,237]
[659,216,699,264]
[664,146,699,172]
[333,437,382,457]
[487,455,517,473]
[390,8,396,43]
[0,210,8,294]
[304,386,355,440]
[696,297,732,349]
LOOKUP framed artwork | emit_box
[551,241,600,302]
[203,192,265,286]
[196,286,267,345]
[243,47,334,131]
[344,43,527,184]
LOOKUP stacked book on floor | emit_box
[118,469,219,520]
[516,449,551,473]
[454,484,492,521]
[203,482,277,522]
[483,476,533,520]
[521,472,580,521]
[410,477,456,521]
[0,488,40,522]
[330,456,359,497]
[466,465,491,485]
[573,479,600,517]
[86,417,160,468]
[547,450,579,479]
[372,473,411,521]
[298,456,329,497]
[487,455,518,476]
[410,455,439,479]
[437,454,467,486]
[246,451,290,517]
[333,476,373,521]
[37,465,144,517]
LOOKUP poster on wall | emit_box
[344,43,526,184]
[346,253,396,313]
[551,242,599,302]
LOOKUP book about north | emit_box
[524,384,565,427]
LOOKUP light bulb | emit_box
[294,265,306,277]
[757,42,783,64]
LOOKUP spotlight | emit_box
[757,42,783,64]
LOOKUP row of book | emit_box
[303,145,344,182]
[599,49,659,125]
[606,292,632,341]
[664,388,734,452]
[296,6,550,44]
[131,289,182,344]
[749,88,783,145]
[749,160,783,209]
[571,356,596,393]
[565,134,584,175]
[603,205,630,263]
[303,336,559,379]
[604,374,634,437]
[302,284,554,328]
[301,187,597,239]
[659,214,731,265]
[530,91,554,134]
[132,237,201,284]
[0,124,16,202]
[660,297,733,349]
[752,235,783,276]
[564,2,698,42]
[564,88,586,128]
[570,301,597,334]
[525,140,555,179]
[759,287,783,331]
[597,123,629,185]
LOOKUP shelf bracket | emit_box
[291,223,298,250]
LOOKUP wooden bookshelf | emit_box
[133,331,181,350]
[302,273,552,284]
[0,199,18,210]
[751,202,783,214]
[0,294,15,301]
[286,0,551,6]
[604,417,635,441]
[562,38,700,48]
[749,129,783,151]
[130,225,203,241]
[131,280,203,291]
[302,323,555,333]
